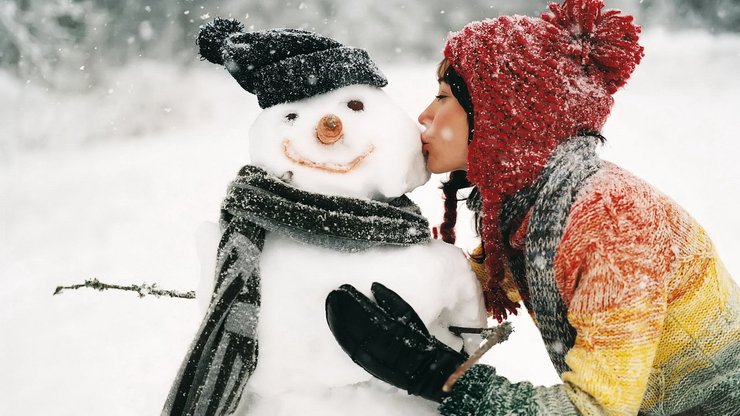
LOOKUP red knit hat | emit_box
[443,0,644,321]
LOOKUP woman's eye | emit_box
[347,100,364,111]
[435,95,447,101]
[285,113,298,121]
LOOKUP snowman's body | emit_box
[199,84,486,416]
[239,235,484,415]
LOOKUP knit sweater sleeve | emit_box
[438,364,579,416]
[440,169,674,416]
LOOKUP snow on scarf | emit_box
[163,165,431,416]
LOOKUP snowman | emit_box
[163,19,486,416]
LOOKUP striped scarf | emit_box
[500,135,603,375]
[438,135,605,416]
[163,165,430,416]
[468,135,603,373]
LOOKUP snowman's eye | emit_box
[347,100,364,112]
[285,113,298,121]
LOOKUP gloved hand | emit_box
[325,282,466,403]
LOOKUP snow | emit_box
[1,30,739,415]
[252,237,484,392]
[238,381,438,416]
[204,78,482,414]
[248,84,429,200]
[241,235,484,415]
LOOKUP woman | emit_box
[325,0,740,415]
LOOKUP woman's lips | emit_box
[421,134,430,156]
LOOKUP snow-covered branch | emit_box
[53,278,195,299]
[444,322,514,392]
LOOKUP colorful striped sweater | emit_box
[441,161,740,415]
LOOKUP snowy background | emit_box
[2,1,740,415]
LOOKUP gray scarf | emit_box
[465,135,603,375]
[500,135,603,375]
[163,165,431,416]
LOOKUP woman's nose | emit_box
[418,102,434,129]
[417,111,427,127]
[316,114,343,144]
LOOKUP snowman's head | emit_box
[249,84,430,200]
[195,21,428,198]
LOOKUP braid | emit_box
[440,170,471,244]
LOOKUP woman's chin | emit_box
[426,163,450,175]
[426,159,460,175]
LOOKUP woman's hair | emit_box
[437,58,480,247]
[437,59,481,249]
[437,59,475,143]
[436,58,452,81]
[439,171,486,267]
[439,170,470,244]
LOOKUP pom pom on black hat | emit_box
[197,18,244,65]
[196,19,387,108]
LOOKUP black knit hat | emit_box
[197,18,388,108]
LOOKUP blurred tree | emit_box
[684,0,740,32]
[639,0,740,32]
[2,0,737,90]
[0,0,106,88]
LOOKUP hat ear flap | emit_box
[197,18,244,65]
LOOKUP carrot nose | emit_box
[316,114,343,144]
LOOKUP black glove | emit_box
[325,282,466,403]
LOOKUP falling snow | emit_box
[0,17,738,416]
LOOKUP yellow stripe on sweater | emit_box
[563,295,665,415]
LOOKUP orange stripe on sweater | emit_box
[555,163,676,313]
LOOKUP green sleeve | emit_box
[438,365,579,416]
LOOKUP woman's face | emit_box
[417,81,469,174]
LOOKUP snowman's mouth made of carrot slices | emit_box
[282,138,375,174]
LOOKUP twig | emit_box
[53,278,195,299]
[448,325,505,337]
[443,321,513,393]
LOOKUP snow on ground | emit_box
[1,31,738,415]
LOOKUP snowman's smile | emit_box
[282,139,375,174]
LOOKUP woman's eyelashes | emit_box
[285,112,298,122]
[435,94,447,101]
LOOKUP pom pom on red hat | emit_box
[542,0,644,94]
